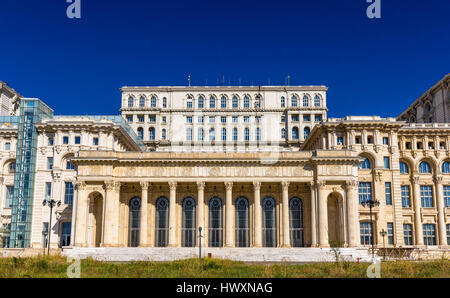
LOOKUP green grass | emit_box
[0,255,448,278]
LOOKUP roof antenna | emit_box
[188,74,191,87]
[222,75,225,86]
[286,74,291,86]
[239,78,242,86]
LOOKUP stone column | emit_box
[225,182,234,247]
[74,181,87,247]
[317,181,329,247]
[197,181,206,247]
[70,180,79,246]
[281,181,290,247]
[310,181,317,247]
[139,182,149,247]
[411,176,424,246]
[253,181,262,247]
[103,181,121,247]
[434,176,447,246]
[345,180,358,247]
[168,181,177,247]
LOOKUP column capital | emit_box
[345,180,358,190]
[317,181,327,190]
[104,181,120,192]
[168,181,177,191]
[411,176,420,185]
[253,181,261,191]
[434,175,443,185]
[75,181,87,190]
[225,181,233,190]
[197,181,206,190]
[140,181,151,191]
[281,181,290,190]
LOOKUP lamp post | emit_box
[198,226,203,262]
[42,198,61,255]
[380,229,387,261]
[361,198,380,259]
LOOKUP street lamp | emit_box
[42,198,61,255]
[361,198,380,259]
[198,226,203,262]
[380,229,387,261]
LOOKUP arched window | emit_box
[186,128,192,141]
[182,197,196,247]
[442,161,450,174]
[419,161,432,174]
[256,127,261,141]
[262,197,277,247]
[289,197,304,247]
[150,96,157,107]
[281,128,286,139]
[209,128,215,141]
[400,161,409,174]
[235,197,249,247]
[291,96,298,107]
[281,97,286,108]
[208,197,223,247]
[149,127,156,140]
[128,97,134,107]
[232,96,238,108]
[198,128,204,141]
[303,127,310,140]
[209,96,215,108]
[8,162,15,174]
[161,129,166,140]
[221,128,227,141]
[137,127,144,140]
[233,127,238,141]
[139,97,145,107]
[359,158,371,169]
[244,127,250,141]
[221,96,227,108]
[128,197,141,247]
[198,96,204,108]
[155,197,169,247]
[314,95,321,107]
[292,127,299,140]
[162,97,167,108]
[302,95,309,107]
[243,96,250,108]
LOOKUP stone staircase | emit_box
[62,247,378,263]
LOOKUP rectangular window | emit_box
[149,115,156,123]
[401,185,411,207]
[243,116,250,123]
[163,98,167,108]
[232,116,238,123]
[291,115,299,122]
[61,222,72,247]
[360,222,373,245]
[385,182,392,205]
[209,116,215,123]
[444,185,450,207]
[162,116,167,124]
[423,224,436,246]
[45,182,52,200]
[198,116,204,124]
[387,222,394,245]
[126,116,133,123]
[383,157,390,169]
[221,116,227,123]
[63,136,69,144]
[5,142,10,150]
[47,157,54,170]
[93,137,99,146]
[6,186,14,208]
[48,137,54,146]
[186,101,193,109]
[255,116,261,123]
[186,128,192,141]
[403,224,413,245]
[138,115,144,123]
[382,137,389,145]
[420,185,434,208]
[186,116,193,123]
[74,136,81,144]
[358,182,372,204]
[355,136,361,144]
[64,182,74,205]
[314,115,322,122]
[303,114,311,122]
[337,136,343,145]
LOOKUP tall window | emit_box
[155,197,169,247]
[281,128,286,139]
[139,97,145,107]
[186,128,192,141]
[255,128,261,141]
[198,128,204,141]
[209,197,223,247]
[244,128,250,141]
[360,222,373,245]
[420,185,433,207]
[6,186,14,208]
[419,161,432,174]
[150,96,157,107]
[161,129,166,140]
[403,224,413,245]
[289,197,304,247]
[209,96,216,108]
[383,157,390,169]
[303,127,310,140]
[302,95,309,107]
[45,182,52,200]
[162,97,167,108]
[47,157,54,170]
[128,197,141,247]
[281,97,285,108]
[400,161,409,174]
[61,222,71,247]
[232,96,238,108]
[233,128,238,141]
[64,182,74,205]
[387,223,394,245]
[66,160,75,170]
[262,197,277,247]
[128,97,134,107]
[292,127,299,140]
[149,127,156,140]
[385,182,392,205]
[242,96,249,108]
[209,128,215,141]
[186,100,193,109]
[291,96,298,107]
[423,224,436,245]
[137,127,144,140]
[221,128,227,141]
[221,96,227,108]
[442,161,450,173]
[401,185,411,207]
[447,224,450,245]
[444,185,450,207]
[359,182,372,204]
[182,197,196,247]
[359,158,371,169]
[314,95,320,107]
[8,162,15,174]
[198,96,204,108]
[235,197,250,247]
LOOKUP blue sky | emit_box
[0,0,449,117]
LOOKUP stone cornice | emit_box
[120,85,329,93]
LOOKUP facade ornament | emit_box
[253,181,261,191]
[168,181,177,191]
[104,181,121,192]
[434,175,443,185]
[224,182,233,190]
[434,150,440,159]
[411,176,420,185]
[55,146,62,154]
[374,145,381,153]
[372,169,383,182]
[411,151,417,159]
[345,180,358,190]
[140,182,149,191]
[196,181,206,191]
[40,147,46,155]
[281,181,290,191]
[317,181,327,190]
[75,181,87,190]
